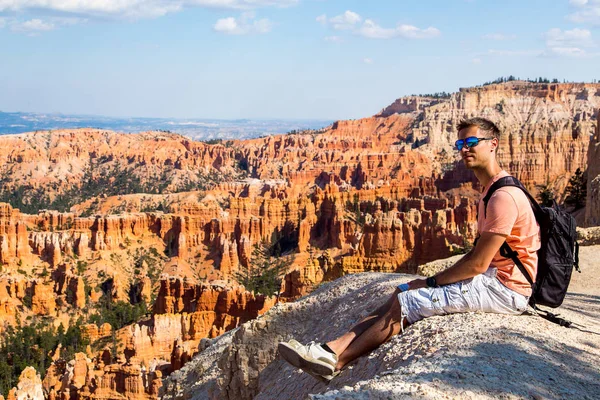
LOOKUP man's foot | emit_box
[278,339,338,376]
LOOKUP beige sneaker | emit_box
[278,339,337,376]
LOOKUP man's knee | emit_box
[388,296,403,322]
[374,289,403,320]
[380,288,400,309]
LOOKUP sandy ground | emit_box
[162,245,600,400]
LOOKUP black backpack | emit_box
[482,176,581,325]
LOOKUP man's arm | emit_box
[407,231,507,290]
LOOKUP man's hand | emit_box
[433,231,507,286]
[407,278,427,290]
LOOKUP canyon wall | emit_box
[401,82,600,195]
[2,83,597,279]
[586,111,600,226]
[0,81,599,400]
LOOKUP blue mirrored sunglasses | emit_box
[454,136,493,151]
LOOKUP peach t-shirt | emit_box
[477,171,541,297]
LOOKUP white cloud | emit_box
[213,12,272,34]
[487,49,542,56]
[9,18,56,35]
[363,57,373,64]
[0,0,299,20]
[18,18,54,31]
[0,0,179,19]
[544,28,594,48]
[252,17,272,33]
[483,28,597,59]
[214,17,238,32]
[544,47,587,57]
[471,58,482,64]
[317,10,439,40]
[396,24,440,39]
[479,27,597,60]
[358,20,440,39]
[541,28,596,57]
[567,0,600,25]
[358,19,396,39]
[324,35,343,43]
[52,16,88,26]
[1,15,87,34]
[482,33,517,40]
[329,10,361,30]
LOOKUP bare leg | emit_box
[326,289,401,357]
[335,297,406,370]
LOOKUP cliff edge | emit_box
[162,245,600,400]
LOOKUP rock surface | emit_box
[9,367,44,400]
[162,245,600,400]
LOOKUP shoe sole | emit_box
[277,342,336,376]
[305,369,340,384]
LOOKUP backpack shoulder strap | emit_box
[532,306,573,328]
[482,176,543,218]
[482,176,518,218]
[499,242,534,286]
[482,175,536,286]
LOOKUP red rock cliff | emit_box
[586,110,600,226]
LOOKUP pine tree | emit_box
[234,241,293,299]
[347,193,365,228]
[564,168,587,210]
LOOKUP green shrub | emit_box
[203,139,223,145]
[76,260,88,275]
[537,184,554,207]
[88,295,148,331]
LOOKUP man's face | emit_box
[457,126,496,170]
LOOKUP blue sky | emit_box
[0,0,599,120]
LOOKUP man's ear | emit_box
[491,138,498,152]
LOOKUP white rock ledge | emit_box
[162,245,600,400]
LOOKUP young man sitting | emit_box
[278,117,540,382]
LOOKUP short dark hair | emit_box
[457,117,501,140]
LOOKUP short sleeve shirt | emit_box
[477,171,541,296]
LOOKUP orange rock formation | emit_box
[0,81,598,399]
[38,277,274,399]
[586,111,600,226]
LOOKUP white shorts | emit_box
[397,268,529,325]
